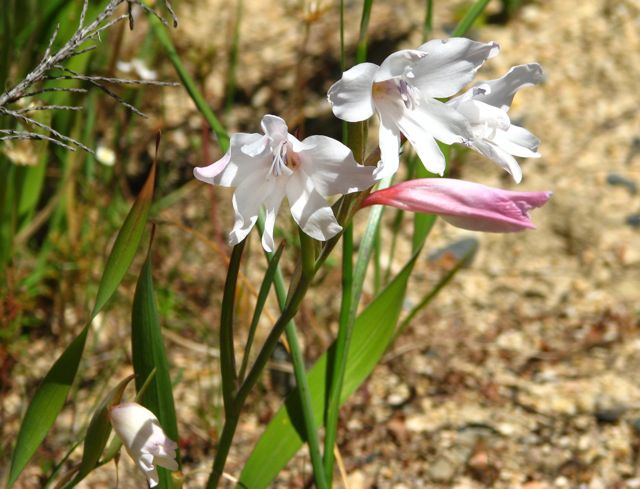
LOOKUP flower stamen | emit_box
[270,141,288,177]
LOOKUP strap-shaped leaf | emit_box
[7,160,156,488]
[238,249,421,488]
[131,234,180,489]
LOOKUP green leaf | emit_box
[92,161,156,316]
[7,161,156,488]
[452,0,491,36]
[239,250,422,488]
[131,234,180,489]
[73,375,135,483]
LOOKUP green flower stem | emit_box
[283,320,328,489]
[321,176,391,483]
[206,270,312,489]
[146,10,229,151]
[269,225,327,489]
[238,243,285,383]
[220,241,245,417]
[322,223,353,483]
[355,0,374,64]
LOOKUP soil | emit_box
[3,0,640,487]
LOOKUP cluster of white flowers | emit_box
[195,38,546,250]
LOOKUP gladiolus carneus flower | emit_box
[109,402,178,487]
[362,178,551,232]
[194,114,378,251]
[328,38,499,178]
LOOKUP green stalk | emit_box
[238,242,285,382]
[322,177,390,482]
[146,11,229,151]
[219,241,245,417]
[423,0,434,40]
[355,0,374,64]
[451,0,490,36]
[322,224,352,483]
[206,272,312,489]
[283,317,328,489]
[275,224,327,489]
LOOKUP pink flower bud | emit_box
[362,178,551,232]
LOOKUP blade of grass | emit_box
[423,0,434,39]
[146,8,229,151]
[355,0,374,63]
[451,0,491,36]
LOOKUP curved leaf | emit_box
[7,161,156,488]
[131,235,180,489]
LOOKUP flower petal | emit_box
[261,114,289,144]
[286,170,342,241]
[261,180,287,252]
[292,135,377,196]
[454,99,511,131]
[375,49,426,82]
[362,178,551,232]
[328,63,379,122]
[470,139,523,183]
[471,63,544,111]
[108,402,178,488]
[375,113,401,179]
[493,124,541,158]
[229,170,274,245]
[412,38,500,98]
[194,132,267,187]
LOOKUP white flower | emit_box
[109,402,178,488]
[328,38,499,178]
[447,63,543,183]
[194,114,378,252]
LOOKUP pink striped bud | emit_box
[362,178,551,232]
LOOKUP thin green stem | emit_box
[423,0,434,40]
[147,11,229,151]
[451,0,490,36]
[219,241,245,417]
[238,242,285,382]
[284,322,328,489]
[207,411,240,489]
[322,175,392,482]
[322,224,353,483]
[263,221,327,489]
[298,228,316,279]
[355,0,374,64]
